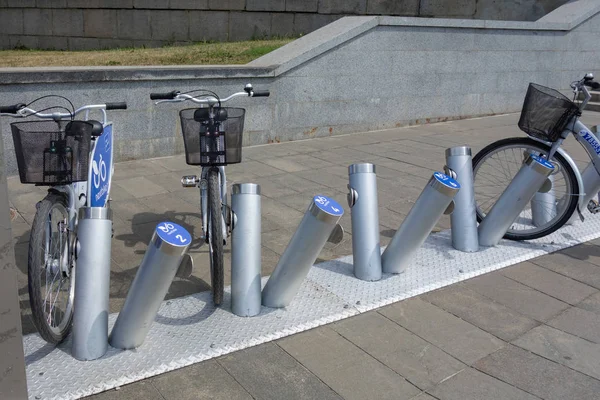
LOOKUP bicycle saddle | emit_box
[87,120,104,137]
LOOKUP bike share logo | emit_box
[314,195,344,216]
[157,222,190,245]
[434,172,459,188]
[90,124,112,206]
[579,129,600,155]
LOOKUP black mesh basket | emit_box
[11,120,93,185]
[179,107,245,166]
[518,83,581,142]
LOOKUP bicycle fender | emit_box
[555,147,585,211]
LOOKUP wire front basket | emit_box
[179,107,245,166]
[11,120,93,185]
[518,83,581,142]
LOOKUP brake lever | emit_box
[154,98,185,105]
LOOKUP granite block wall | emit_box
[0,0,568,50]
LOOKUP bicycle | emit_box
[150,84,269,305]
[1,97,127,344]
[472,73,600,241]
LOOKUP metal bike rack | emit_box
[445,146,479,252]
[231,183,262,317]
[382,172,460,274]
[479,154,554,247]
[109,222,191,350]
[72,207,112,361]
[568,162,600,224]
[262,195,344,308]
[532,174,556,227]
[347,163,381,281]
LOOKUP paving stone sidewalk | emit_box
[8,112,600,399]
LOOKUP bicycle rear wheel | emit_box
[472,137,579,240]
[207,169,224,305]
[28,192,75,344]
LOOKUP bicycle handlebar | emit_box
[0,103,25,114]
[105,102,128,110]
[0,102,128,119]
[151,84,270,105]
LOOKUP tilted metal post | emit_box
[262,195,344,308]
[231,183,262,317]
[445,146,478,252]
[72,207,112,361]
[479,155,554,247]
[531,174,556,227]
[110,222,191,349]
[347,163,381,281]
[382,172,460,274]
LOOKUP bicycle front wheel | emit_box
[472,137,579,241]
[28,192,75,344]
[207,169,224,305]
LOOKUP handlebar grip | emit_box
[150,91,179,100]
[252,90,270,97]
[585,81,600,90]
[105,102,127,110]
[0,103,25,114]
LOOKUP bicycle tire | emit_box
[472,137,579,241]
[28,192,75,344]
[207,169,224,305]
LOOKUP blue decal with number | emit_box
[156,222,192,246]
[433,172,461,189]
[313,195,344,216]
[90,123,112,207]
[529,154,555,170]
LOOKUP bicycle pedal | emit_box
[588,200,600,214]
[181,175,198,187]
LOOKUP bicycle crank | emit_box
[588,199,600,214]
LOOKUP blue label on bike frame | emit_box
[433,172,461,189]
[156,222,192,246]
[313,195,344,217]
[90,123,112,207]
[530,154,555,170]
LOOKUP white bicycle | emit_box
[1,97,127,344]
[151,84,269,305]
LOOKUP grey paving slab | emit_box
[577,291,600,315]
[379,298,504,365]
[85,381,163,400]
[423,284,539,341]
[217,342,343,400]
[332,312,466,390]
[112,159,170,181]
[113,176,169,199]
[501,261,598,305]
[513,325,600,380]
[529,252,600,289]
[261,154,335,172]
[427,367,539,400]
[475,344,600,400]
[151,360,252,400]
[558,242,600,267]
[149,155,192,172]
[410,394,437,400]
[464,271,570,322]
[547,307,600,344]
[277,326,421,400]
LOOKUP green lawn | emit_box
[0,39,294,67]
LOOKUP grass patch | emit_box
[0,39,294,68]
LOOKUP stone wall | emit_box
[0,1,598,175]
[0,0,567,50]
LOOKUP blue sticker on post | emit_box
[530,154,554,170]
[156,222,192,246]
[433,172,461,189]
[313,195,344,216]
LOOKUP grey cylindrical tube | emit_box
[531,174,556,227]
[382,172,460,274]
[72,207,112,361]
[109,222,191,349]
[262,195,344,308]
[478,155,554,247]
[568,162,600,224]
[348,163,381,281]
[446,146,478,252]
[231,183,262,317]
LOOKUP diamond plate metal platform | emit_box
[24,214,600,400]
